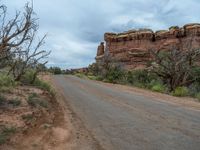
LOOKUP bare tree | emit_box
[0,2,38,66]
[150,38,200,91]
[8,34,50,81]
[0,2,50,82]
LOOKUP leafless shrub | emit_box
[150,37,200,91]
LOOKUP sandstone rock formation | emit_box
[96,23,200,70]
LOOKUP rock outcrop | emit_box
[96,23,200,69]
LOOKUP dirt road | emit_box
[53,75,200,150]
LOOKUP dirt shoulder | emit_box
[95,80,200,111]
[0,76,77,150]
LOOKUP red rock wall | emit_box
[96,23,200,70]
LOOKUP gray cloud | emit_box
[2,0,200,69]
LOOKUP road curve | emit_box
[53,75,200,150]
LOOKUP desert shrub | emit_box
[27,93,39,107]
[88,75,98,80]
[88,63,101,76]
[0,95,6,106]
[187,82,200,97]
[0,127,16,145]
[0,74,16,87]
[33,79,55,96]
[105,66,124,83]
[20,69,36,85]
[27,93,48,108]
[151,83,166,93]
[195,93,200,102]
[38,99,48,108]
[191,67,200,84]
[75,73,87,78]
[126,70,158,88]
[126,71,134,84]
[21,114,34,121]
[48,67,62,74]
[173,87,189,97]
[8,98,21,107]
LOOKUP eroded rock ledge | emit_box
[96,23,200,69]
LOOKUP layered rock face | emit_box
[96,23,200,69]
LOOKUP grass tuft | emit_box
[27,93,48,108]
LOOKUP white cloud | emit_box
[2,0,200,69]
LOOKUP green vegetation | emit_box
[27,93,49,108]
[48,67,62,74]
[21,114,34,121]
[8,98,21,107]
[75,73,87,79]
[34,79,55,97]
[104,66,124,83]
[172,87,189,97]
[195,93,200,102]
[0,95,6,106]
[20,69,37,85]
[0,74,16,92]
[0,127,16,145]
[83,62,200,101]
[0,74,16,87]
[151,83,166,93]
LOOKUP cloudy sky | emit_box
[3,0,200,69]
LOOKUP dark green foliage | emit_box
[195,93,200,101]
[88,63,101,76]
[0,74,16,87]
[0,95,6,106]
[126,70,158,88]
[48,67,62,74]
[104,66,124,83]
[191,67,200,84]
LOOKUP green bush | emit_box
[105,66,124,83]
[126,71,134,84]
[48,67,62,74]
[151,83,166,93]
[0,127,16,145]
[191,67,200,84]
[126,70,158,88]
[33,79,55,97]
[21,69,36,85]
[195,93,200,102]
[0,74,15,87]
[173,87,189,97]
[8,98,21,107]
[0,95,6,106]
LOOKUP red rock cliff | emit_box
[96,23,200,69]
